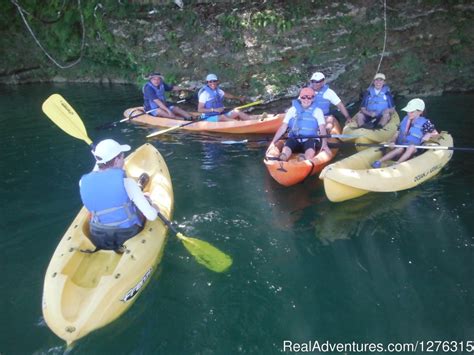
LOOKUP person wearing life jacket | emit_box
[143,72,194,120]
[266,87,331,161]
[371,98,438,168]
[355,73,396,128]
[79,139,159,252]
[309,72,352,129]
[197,73,252,122]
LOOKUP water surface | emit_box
[0,84,473,354]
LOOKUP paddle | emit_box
[42,93,94,147]
[157,212,232,273]
[221,134,361,145]
[146,100,264,138]
[95,99,188,130]
[332,142,474,152]
[41,93,233,273]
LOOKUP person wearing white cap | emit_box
[79,139,158,252]
[197,73,252,122]
[371,98,439,168]
[143,72,194,120]
[354,73,395,128]
[309,71,352,126]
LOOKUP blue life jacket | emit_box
[313,84,331,115]
[397,116,429,145]
[366,85,391,114]
[198,85,225,119]
[80,169,142,228]
[288,99,319,138]
[143,81,166,111]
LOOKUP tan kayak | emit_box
[341,111,400,150]
[42,143,174,345]
[319,132,453,202]
[124,107,284,134]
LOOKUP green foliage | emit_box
[394,53,425,85]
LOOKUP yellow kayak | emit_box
[42,143,173,345]
[319,132,453,202]
[341,111,400,151]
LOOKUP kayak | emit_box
[42,143,174,345]
[319,131,453,202]
[340,111,400,150]
[263,120,342,186]
[123,107,284,134]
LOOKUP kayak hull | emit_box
[319,132,453,202]
[124,107,284,134]
[341,111,400,151]
[42,143,174,345]
[264,120,342,186]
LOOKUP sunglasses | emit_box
[207,80,219,83]
[300,96,314,100]
[310,79,324,83]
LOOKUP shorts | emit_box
[285,138,317,153]
[89,223,144,250]
[148,102,175,117]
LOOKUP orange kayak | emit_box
[263,120,342,187]
[123,107,284,134]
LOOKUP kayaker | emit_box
[372,98,439,168]
[354,73,395,128]
[197,73,252,122]
[309,71,352,129]
[266,87,331,161]
[143,72,194,120]
[79,139,159,253]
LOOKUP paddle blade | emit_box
[42,94,93,145]
[177,233,232,272]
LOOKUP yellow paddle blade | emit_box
[176,233,232,273]
[42,94,93,145]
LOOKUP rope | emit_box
[11,0,86,69]
[374,0,388,75]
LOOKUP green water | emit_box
[0,84,473,354]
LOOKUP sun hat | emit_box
[374,73,386,80]
[310,72,325,81]
[299,87,315,98]
[402,98,425,112]
[93,139,131,163]
[206,73,218,81]
[148,72,163,79]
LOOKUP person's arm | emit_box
[314,108,330,153]
[336,101,352,122]
[421,120,439,142]
[124,178,158,221]
[223,91,245,103]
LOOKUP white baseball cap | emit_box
[374,73,386,80]
[206,73,218,81]
[310,72,325,81]
[93,139,131,163]
[402,98,425,112]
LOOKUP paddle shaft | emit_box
[157,211,180,235]
[221,134,359,145]
[348,142,474,151]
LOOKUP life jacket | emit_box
[80,168,142,228]
[198,85,224,110]
[313,84,331,115]
[143,81,166,111]
[397,116,428,145]
[288,99,319,138]
[366,85,391,114]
